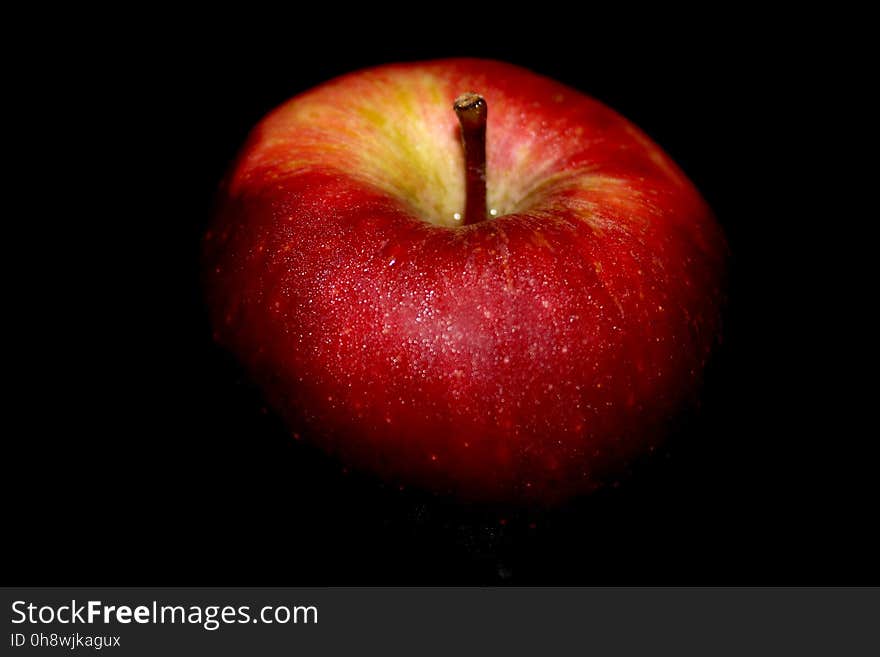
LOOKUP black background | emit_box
[7,11,874,584]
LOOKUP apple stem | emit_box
[454,93,488,225]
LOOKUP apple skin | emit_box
[204,59,726,504]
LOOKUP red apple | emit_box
[204,58,726,504]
